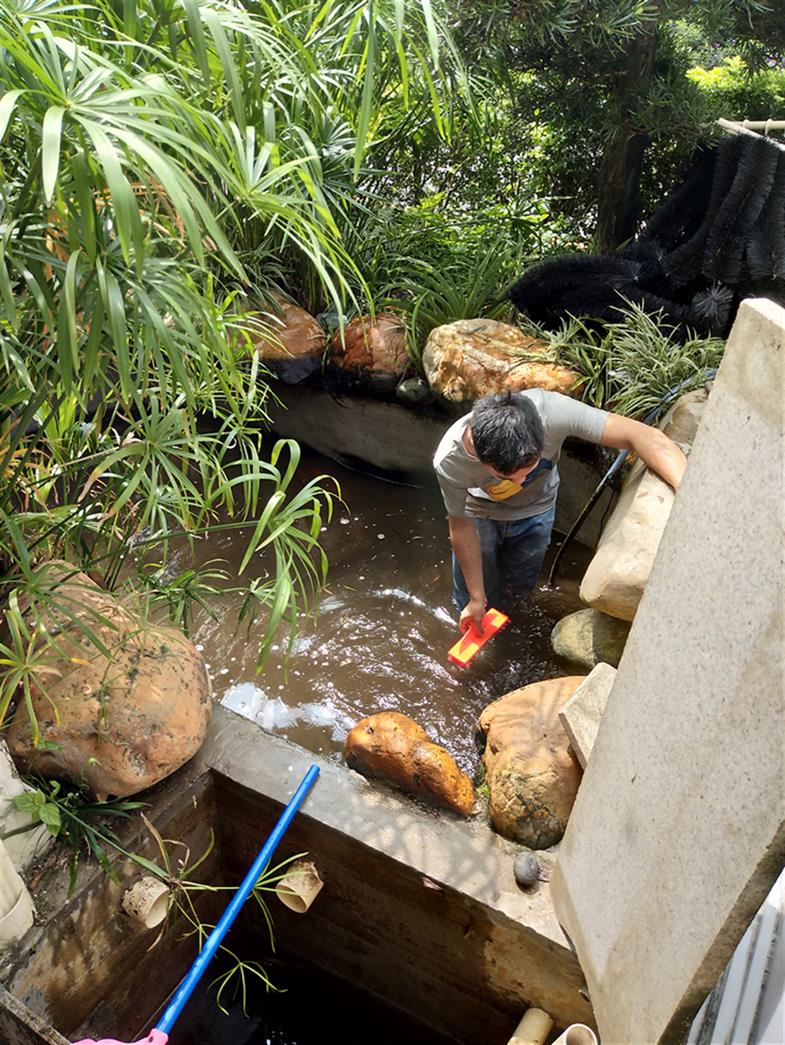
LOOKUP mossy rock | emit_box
[551,608,631,669]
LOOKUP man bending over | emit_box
[433,390,687,633]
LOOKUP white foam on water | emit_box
[222,680,266,719]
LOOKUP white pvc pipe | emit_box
[275,859,324,914]
[506,1007,554,1045]
[0,840,34,949]
[552,1024,598,1045]
[122,875,171,929]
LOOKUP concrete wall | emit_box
[203,707,594,1042]
[4,770,222,1042]
[2,708,596,1044]
[0,988,68,1045]
[551,298,785,1044]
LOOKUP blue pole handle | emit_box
[156,764,320,1036]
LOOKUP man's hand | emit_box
[460,596,487,634]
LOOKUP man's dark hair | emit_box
[470,392,544,474]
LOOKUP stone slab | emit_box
[558,663,617,769]
[551,299,785,1044]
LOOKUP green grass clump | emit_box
[519,301,725,415]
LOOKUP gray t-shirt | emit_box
[433,390,608,520]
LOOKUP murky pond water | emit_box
[177,449,591,775]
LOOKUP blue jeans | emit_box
[451,505,556,614]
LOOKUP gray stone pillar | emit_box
[551,298,785,1044]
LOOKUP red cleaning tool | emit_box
[448,608,509,667]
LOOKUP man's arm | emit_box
[448,515,487,632]
[600,413,687,490]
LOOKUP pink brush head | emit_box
[71,1031,168,1045]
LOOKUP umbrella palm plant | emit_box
[0,0,464,736]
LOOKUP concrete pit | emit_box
[1,708,593,1044]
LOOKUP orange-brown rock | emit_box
[344,711,474,816]
[7,564,211,800]
[479,676,586,848]
[245,294,327,383]
[329,313,409,393]
[422,318,579,403]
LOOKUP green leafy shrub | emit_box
[520,302,725,416]
[0,0,463,737]
[688,56,785,122]
[4,778,146,892]
[343,196,578,366]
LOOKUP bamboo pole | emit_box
[717,118,785,132]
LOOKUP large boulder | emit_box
[329,313,409,394]
[551,608,631,669]
[478,677,585,848]
[245,294,327,384]
[422,318,579,404]
[580,386,710,620]
[7,564,211,800]
[344,711,475,816]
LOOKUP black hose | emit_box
[546,370,718,587]
[546,448,628,587]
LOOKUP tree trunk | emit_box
[595,20,660,252]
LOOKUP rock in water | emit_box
[513,850,539,888]
[344,711,475,816]
[422,319,578,404]
[329,314,409,394]
[396,375,433,406]
[478,677,585,848]
[551,608,631,669]
[245,294,327,384]
[7,563,211,800]
[580,387,710,620]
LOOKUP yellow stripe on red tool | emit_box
[448,608,509,667]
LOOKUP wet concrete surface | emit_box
[174,449,592,774]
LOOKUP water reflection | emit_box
[180,449,590,774]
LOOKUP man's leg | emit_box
[451,518,503,614]
[499,505,556,605]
